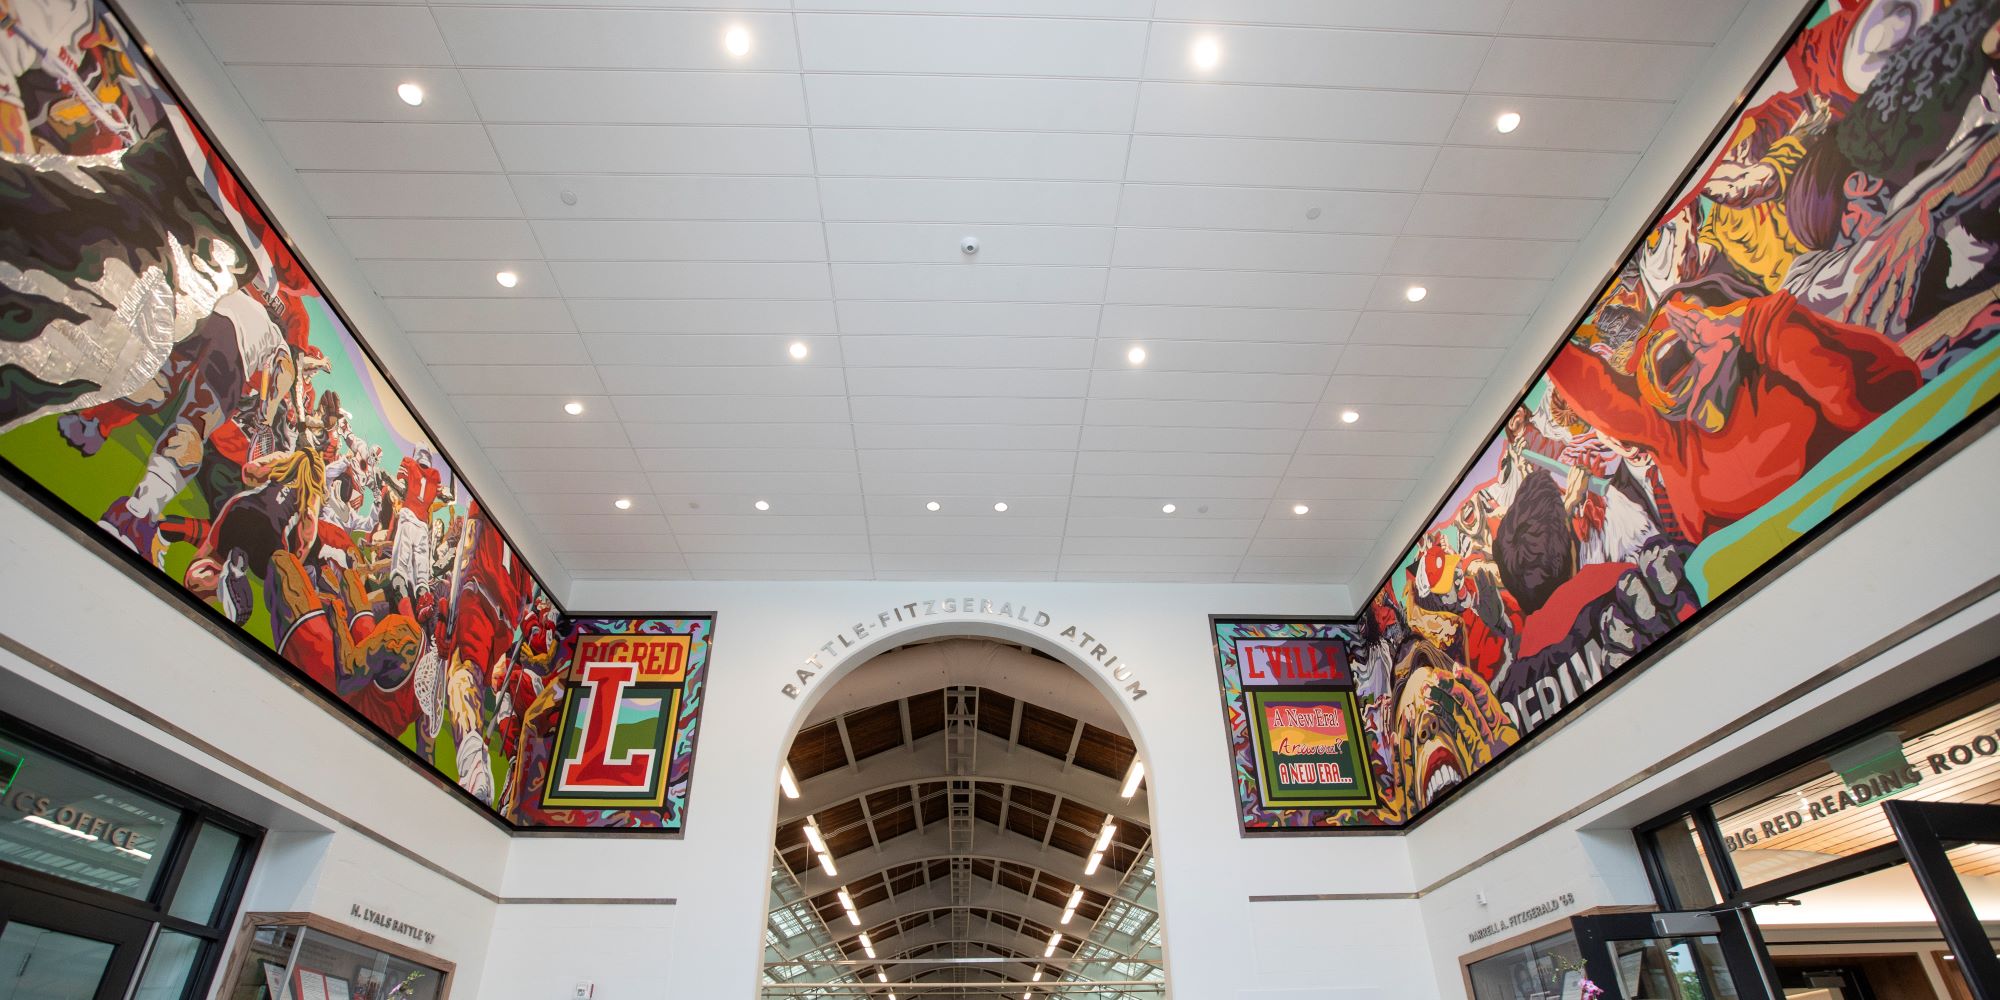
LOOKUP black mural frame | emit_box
[0,0,714,836]
[1216,0,2000,834]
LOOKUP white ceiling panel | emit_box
[266,122,501,172]
[486,125,815,175]
[1474,38,1708,101]
[1098,305,1356,344]
[1143,22,1491,90]
[1425,147,1640,199]
[1110,229,1392,273]
[831,264,1106,303]
[1149,0,1508,33]
[301,172,523,219]
[795,14,1148,78]
[532,221,828,262]
[826,225,1114,267]
[569,299,836,335]
[331,219,539,260]
[434,8,800,71]
[551,261,831,300]
[1116,185,1413,234]
[189,3,451,65]
[1501,0,1746,44]
[227,66,480,121]
[1401,193,1606,241]
[1135,83,1463,144]
[200,0,1740,583]
[462,70,807,126]
[583,334,843,368]
[804,76,1139,132]
[512,175,821,220]
[853,424,1078,452]
[1126,135,1437,190]
[824,180,1127,231]
[813,130,1131,182]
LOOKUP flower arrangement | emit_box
[1578,979,1605,1000]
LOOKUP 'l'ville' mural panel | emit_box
[0,0,709,831]
[1218,0,2000,832]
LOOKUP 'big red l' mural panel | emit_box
[0,0,708,831]
[1217,0,2000,831]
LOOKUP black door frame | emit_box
[1572,907,1781,1000]
[0,880,155,1000]
[1883,800,2000,999]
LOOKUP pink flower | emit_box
[1579,980,1605,1000]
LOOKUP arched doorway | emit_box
[759,637,1168,1000]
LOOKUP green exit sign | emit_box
[0,748,21,796]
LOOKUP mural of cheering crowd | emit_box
[0,0,575,822]
[1219,0,2000,831]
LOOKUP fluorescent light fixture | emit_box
[563,401,584,415]
[1084,851,1103,875]
[1060,906,1075,925]
[859,933,875,958]
[1068,887,1085,908]
[1191,35,1220,70]
[1024,992,1032,1000]
[788,341,809,360]
[396,82,424,106]
[1495,111,1522,133]
[878,972,888,983]
[817,852,837,877]
[724,25,752,57]
[845,909,861,926]
[1044,932,1062,957]
[803,822,827,853]
[1120,760,1145,798]
[1033,971,1043,982]
[1093,823,1117,853]
[779,764,800,799]
[495,271,519,288]
[1404,284,1427,302]
[837,888,854,909]
[23,815,96,841]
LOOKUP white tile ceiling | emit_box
[182,0,1751,583]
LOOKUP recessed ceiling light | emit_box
[1340,409,1360,424]
[1127,345,1146,365]
[1191,35,1221,70]
[614,498,633,510]
[1161,503,1176,514]
[563,401,584,416]
[1495,111,1522,134]
[926,501,941,512]
[1404,285,1427,303]
[788,341,809,360]
[755,500,771,511]
[724,25,751,57]
[396,82,424,107]
[1292,504,1310,516]
[993,502,1008,512]
[495,271,519,288]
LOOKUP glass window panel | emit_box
[1465,929,1582,1000]
[0,920,118,1000]
[1651,815,1722,909]
[1712,679,2000,890]
[0,730,182,900]
[166,823,244,924]
[133,930,203,1000]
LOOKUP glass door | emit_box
[0,883,152,1000]
[1884,800,2000,999]
[1573,909,1780,1000]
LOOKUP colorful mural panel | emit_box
[512,617,713,831]
[1217,0,2000,831]
[0,0,687,828]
